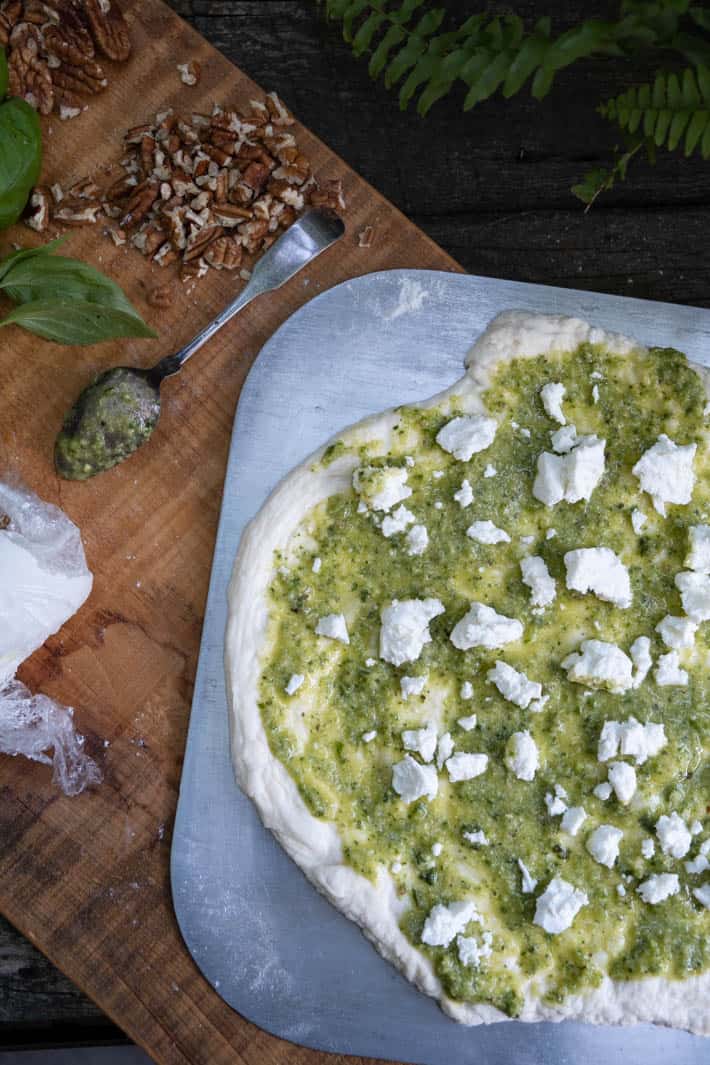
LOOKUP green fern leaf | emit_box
[600,65,710,157]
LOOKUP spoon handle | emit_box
[149,208,344,382]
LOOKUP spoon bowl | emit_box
[55,209,345,480]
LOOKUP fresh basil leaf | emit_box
[0,237,66,282]
[0,298,158,344]
[0,98,42,230]
[0,48,8,101]
[0,254,143,318]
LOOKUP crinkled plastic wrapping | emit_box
[0,480,101,795]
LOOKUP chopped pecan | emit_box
[183,223,223,262]
[357,225,374,248]
[54,201,101,225]
[125,123,153,145]
[201,143,232,167]
[204,235,242,271]
[309,178,346,212]
[69,176,102,199]
[153,241,178,267]
[26,184,51,231]
[84,0,130,62]
[265,91,293,126]
[237,217,269,254]
[241,160,272,194]
[133,222,167,257]
[105,172,137,201]
[213,202,252,226]
[139,134,156,176]
[119,180,159,229]
[177,60,200,87]
[272,147,310,185]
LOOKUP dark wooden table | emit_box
[2,0,708,1053]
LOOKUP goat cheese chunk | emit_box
[450,603,523,651]
[551,424,578,453]
[597,717,667,765]
[453,479,473,508]
[655,651,689,687]
[487,660,542,709]
[505,730,539,781]
[561,806,587,836]
[436,731,455,770]
[400,674,427,699]
[405,524,429,556]
[467,520,510,545]
[457,931,494,968]
[421,900,481,947]
[637,874,680,905]
[464,829,489,847]
[540,381,567,424]
[518,859,538,894]
[656,813,692,859]
[392,755,438,804]
[674,571,710,622]
[446,752,488,782]
[533,435,606,507]
[457,713,477,731]
[402,722,437,763]
[631,508,647,534]
[534,877,588,934]
[630,636,652,688]
[562,640,633,694]
[586,824,623,868]
[436,415,497,461]
[693,884,710,908]
[353,464,411,512]
[285,673,305,696]
[315,613,350,644]
[607,761,637,804]
[656,614,697,650]
[520,556,556,608]
[632,434,696,515]
[380,598,445,665]
[564,547,632,609]
[381,505,415,538]
[686,524,710,572]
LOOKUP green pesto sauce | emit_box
[258,342,710,1015]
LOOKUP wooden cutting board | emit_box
[0,2,461,1062]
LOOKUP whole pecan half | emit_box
[204,235,242,270]
[84,0,131,62]
[0,0,23,47]
[8,22,54,114]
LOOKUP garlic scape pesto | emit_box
[231,313,710,1033]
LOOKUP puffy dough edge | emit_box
[225,310,710,1035]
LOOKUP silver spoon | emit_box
[55,209,345,480]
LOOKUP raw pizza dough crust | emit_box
[225,311,710,1035]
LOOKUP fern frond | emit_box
[600,66,710,157]
[572,140,646,209]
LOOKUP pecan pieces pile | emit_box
[0,0,131,119]
[29,91,346,284]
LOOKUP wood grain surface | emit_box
[0,1,460,1062]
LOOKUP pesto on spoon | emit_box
[55,209,345,481]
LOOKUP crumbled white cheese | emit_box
[315,613,350,644]
[560,806,587,836]
[586,824,623,868]
[380,598,444,665]
[607,761,637,804]
[592,383,600,403]
[529,694,549,714]
[432,470,445,480]
[421,899,481,946]
[436,731,455,770]
[312,556,322,573]
[656,614,697,650]
[597,717,667,765]
[391,860,402,873]
[564,547,632,609]
[540,382,566,424]
[641,837,655,860]
[392,755,438,803]
[518,859,538,893]
[637,873,680,905]
[520,556,556,608]
[436,415,497,461]
[432,842,443,857]
[545,785,568,817]
[353,464,412,512]
[454,479,474,508]
[400,674,427,699]
[285,673,305,695]
[446,752,488,782]
[467,520,511,545]
[487,660,542,709]
[463,828,489,847]
[562,640,633,693]
[362,729,377,743]
[693,883,710,908]
[505,730,538,782]
[532,435,605,507]
[460,681,474,700]
[674,571,710,622]
[450,603,523,650]
[434,501,443,510]
[457,713,477,731]
[655,650,689,687]
[594,782,612,800]
[483,464,497,478]
[546,528,557,540]
[520,534,534,545]
[382,505,416,538]
[405,524,429,556]
[533,877,588,934]
[656,813,692,858]
[365,657,376,667]
[690,820,703,836]
[617,884,626,897]
[550,424,578,453]
[402,722,438,763]
[631,508,647,535]
[457,931,493,968]
[686,524,710,572]
[632,434,696,515]
[685,854,710,875]
[629,636,653,689]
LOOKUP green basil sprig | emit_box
[0,96,42,231]
[0,241,156,344]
